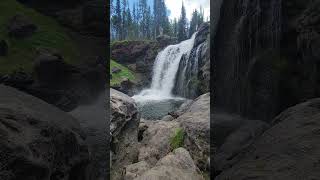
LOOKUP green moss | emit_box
[0,0,78,74]
[110,59,135,86]
[170,128,185,150]
[111,40,130,47]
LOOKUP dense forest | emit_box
[110,0,207,41]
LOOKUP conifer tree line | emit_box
[111,0,207,42]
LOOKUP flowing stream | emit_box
[132,33,198,119]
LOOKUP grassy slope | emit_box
[0,0,78,74]
[110,59,135,86]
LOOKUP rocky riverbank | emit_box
[110,88,210,180]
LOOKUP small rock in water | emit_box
[168,111,179,119]
[161,115,174,121]
[0,40,8,56]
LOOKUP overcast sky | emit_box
[165,0,210,21]
[125,0,210,21]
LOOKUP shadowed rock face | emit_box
[213,0,320,121]
[216,98,320,180]
[0,85,89,180]
[110,89,140,180]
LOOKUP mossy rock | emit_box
[110,59,135,86]
[170,128,185,150]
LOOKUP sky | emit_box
[165,0,210,21]
[122,0,210,21]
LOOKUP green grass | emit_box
[110,59,135,86]
[170,128,185,150]
[0,0,78,74]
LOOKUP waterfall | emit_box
[133,33,197,101]
[174,42,204,98]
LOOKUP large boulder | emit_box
[125,161,151,180]
[134,148,204,180]
[213,120,269,175]
[138,120,181,165]
[7,14,37,38]
[216,98,320,180]
[33,53,74,86]
[0,85,89,180]
[176,93,210,171]
[211,113,245,147]
[110,89,140,180]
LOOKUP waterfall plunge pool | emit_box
[134,97,186,120]
[132,91,186,120]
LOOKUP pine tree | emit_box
[114,0,122,40]
[198,6,204,27]
[153,0,160,36]
[173,18,178,37]
[189,9,198,38]
[178,1,187,41]
[139,0,148,38]
[127,6,133,39]
[146,6,152,39]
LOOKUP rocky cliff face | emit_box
[173,22,210,98]
[213,0,320,121]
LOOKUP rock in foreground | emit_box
[216,98,320,180]
[176,93,210,171]
[110,89,140,180]
[132,148,204,180]
[0,85,89,180]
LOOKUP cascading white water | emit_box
[133,33,197,101]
